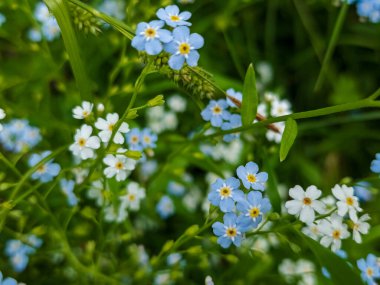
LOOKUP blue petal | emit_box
[212,178,224,190]
[189,33,204,49]
[220,198,234,213]
[223,212,237,226]
[261,198,272,213]
[201,108,212,121]
[208,191,220,206]
[212,222,225,236]
[210,115,223,127]
[236,165,246,180]
[131,36,145,51]
[232,236,242,247]
[256,172,268,182]
[179,11,192,20]
[246,162,259,174]
[232,190,245,203]
[145,39,163,55]
[173,26,190,41]
[47,163,61,176]
[186,50,200,67]
[3,278,17,285]
[164,41,177,54]
[357,259,366,271]
[218,236,232,248]
[247,191,262,205]
[135,22,148,34]
[251,182,265,191]
[236,200,249,212]
[227,177,240,189]
[149,20,164,29]
[156,8,166,20]
[166,5,179,15]
[157,29,172,43]
[168,54,185,70]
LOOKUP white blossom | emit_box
[168,95,187,112]
[69,124,100,160]
[0,108,5,131]
[332,184,362,220]
[103,148,136,181]
[351,214,370,243]
[319,214,350,251]
[95,113,129,144]
[120,182,145,211]
[72,101,93,119]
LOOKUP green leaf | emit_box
[241,63,258,126]
[44,0,92,100]
[300,233,364,285]
[280,118,298,162]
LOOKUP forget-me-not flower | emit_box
[221,114,242,142]
[370,153,380,174]
[236,161,268,191]
[156,195,175,219]
[60,179,78,206]
[132,21,172,55]
[212,212,246,248]
[164,26,204,70]
[0,271,17,285]
[201,99,230,127]
[226,88,242,108]
[141,128,158,149]
[126,128,144,151]
[208,177,243,212]
[237,191,271,230]
[357,254,380,285]
[156,5,192,27]
[28,151,61,183]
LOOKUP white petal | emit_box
[119,122,130,133]
[113,132,124,144]
[107,113,119,124]
[95,118,108,130]
[305,185,321,199]
[332,185,346,201]
[353,230,362,243]
[87,136,100,149]
[300,207,315,224]
[320,236,332,248]
[103,155,115,166]
[81,124,92,138]
[311,200,326,214]
[285,200,302,215]
[289,185,305,200]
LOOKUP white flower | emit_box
[270,99,292,117]
[285,185,326,224]
[302,221,322,241]
[319,214,350,251]
[320,195,336,211]
[88,180,109,206]
[120,182,145,211]
[72,101,93,119]
[205,276,214,285]
[72,167,88,184]
[266,122,285,144]
[0,108,5,132]
[168,95,186,112]
[104,203,128,223]
[69,125,100,160]
[351,214,370,243]
[103,148,136,181]
[332,184,362,220]
[95,113,129,144]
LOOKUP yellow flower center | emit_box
[346,197,354,206]
[303,197,312,206]
[219,186,231,198]
[82,111,89,117]
[226,227,237,237]
[144,27,156,39]
[108,124,114,131]
[170,15,180,22]
[212,105,222,115]
[249,207,260,218]
[115,161,124,170]
[128,194,136,201]
[332,230,341,239]
[37,165,46,173]
[131,136,139,143]
[144,136,151,143]
[178,43,190,55]
[246,174,256,183]
[78,138,86,147]
[367,268,374,277]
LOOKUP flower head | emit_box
[95,113,130,144]
[319,214,350,252]
[332,184,362,221]
[103,148,136,181]
[126,128,144,151]
[72,101,93,119]
[120,182,146,211]
[212,212,246,248]
[132,20,172,55]
[141,128,158,149]
[221,114,242,142]
[357,254,380,285]
[156,5,192,27]
[28,151,61,183]
[201,99,230,127]
[69,124,100,160]
[156,195,175,219]
[208,177,243,212]
[236,161,268,191]
[164,26,204,70]
[285,185,326,224]
[237,191,271,230]
[0,271,18,285]
[351,214,371,244]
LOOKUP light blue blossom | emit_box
[126,128,143,151]
[226,88,242,108]
[156,195,175,219]
[168,181,186,196]
[41,18,60,41]
[27,235,43,249]
[28,151,61,183]
[10,252,29,272]
[212,212,246,248]
[0,13,6,27]
[236,161,268,191]
[156,5,191,27]
[208,177,244,212]
[354,182,373,202]
[221,114,242,142]
[237,191,271,230]
[164,26,204,70]
[27,28,42,42]
[98,0,125,20]
[132,21,172,55]
[201,99,230,127]
[60,179,78,206]
[34,2,50,22]
[0,271,17,285]
[357,254,380,285]
[370,153,380,173]
[357,0,380,23]
[167,253,182,266]
[4,238,40,273]
[141,128,158,149]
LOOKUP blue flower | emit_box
[370,153,380,173]
[164,26,204,70]
[357,0,380,23]
[41,18,60,41]
[132,21,172,55]
[221,114,242,142]
[226,88,242,108]
[236,162,268,191]
[201,99,230,127]
[126,128,143,151]
[60,179,78,206]
[156,5,192,27]
[156,195,175,219]
[236,191,271,230]
[141,128,158,149]
[208,177,244,212]
[28,151,61,183]
[212,213,246,248]
[168,181,186,197]
[27,235,43,249]
[0,271,17,285]
[10,252,29,272]
[357,254,380,285]
[0,13,6,27]
[27,28,42,42]
[354,182,373,202]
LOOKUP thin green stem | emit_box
[314,2,349,91]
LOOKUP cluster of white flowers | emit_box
[69,101,140,182]
[279,258,317,285]
[285,184,370,251]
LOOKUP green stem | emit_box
[314,2,349,91]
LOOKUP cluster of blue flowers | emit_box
[5,235,43,272]
[131,5,204,70]
[357,254,380,285]
[208,161,271,248]
[28,2,60,42]
[0,119,41,153]
[201,89,244,142]
[344,0,380,23]
[126,127,158,152]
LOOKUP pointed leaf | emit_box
[241,64,258,126]
[280,118,298,162]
